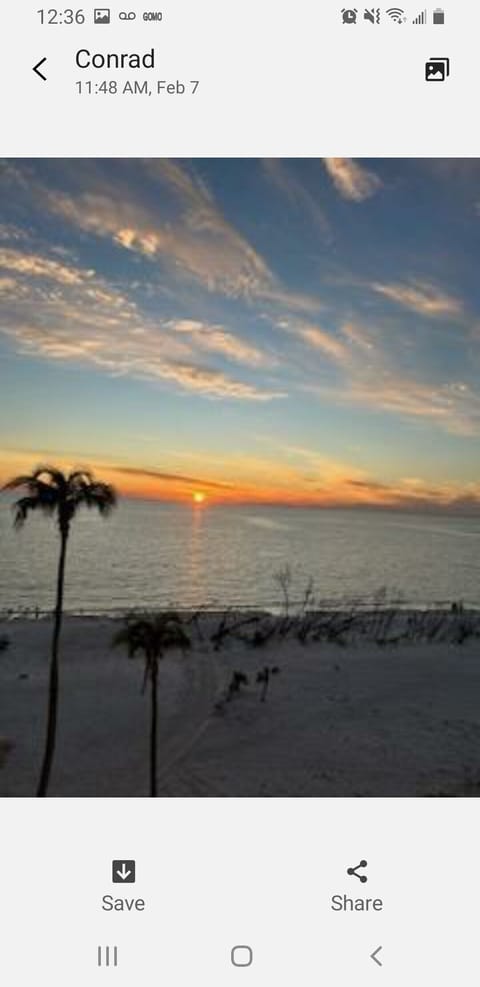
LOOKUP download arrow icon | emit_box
[116,865,131,880]
[112,859,136,883]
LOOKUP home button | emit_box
[231,945,253,967]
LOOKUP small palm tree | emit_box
[256,665,280,703]
[113,613,190,797]
[3,466,117,796]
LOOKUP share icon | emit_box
[347,859,368,882]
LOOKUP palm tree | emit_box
[113,613,190,796]
[3,466,117,796]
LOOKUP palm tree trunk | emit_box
[150,658,158,797]
[36,528,68,797]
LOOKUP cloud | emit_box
[0,247,284,401]
[0,276,20,295]
[276,305,480,435]
[3,320,283,401]
[40,162,274,300]
[323,158,382,202]
[7,160,324,317]
[263,159,330,233]
[2,160,478,439]
[3,441,480,512]
[294,324,348,362]
[138,360,284,401]
[192,439,480,510]
[341,322,375,352]
[0,223,31,243]
[277,317,356,366]
[341,376,480,436]
[370,279,463,317]
[293,317,480,435]
[343,476,480,513]
[106,464,233,490]
[167,319,273,368]
[0,247,94,286]
[289,453,480,511]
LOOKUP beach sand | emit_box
[1,614,480,797]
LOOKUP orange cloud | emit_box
[370,279,463,317]
[323,159,382,202]
[167,319,273,368]
[1,445,480,512]
[0,247,94,286]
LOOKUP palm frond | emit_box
[2,474,35,492]
[73,481,117,514]
[112,620,150,657]
[68,469,94,485]
[3,465,117,530]
[68,470,116,512]
[12,495,56,529]
[112,612,190,661]
[3,469,63,502]
[32,466,67,488]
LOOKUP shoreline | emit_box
[2,601,480,620]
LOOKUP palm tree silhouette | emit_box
[113,613,190,797]
[3,466,117,796]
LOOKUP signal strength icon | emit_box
[386,7,406,22]
[413,9,427,23]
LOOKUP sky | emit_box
[0,157,479,511]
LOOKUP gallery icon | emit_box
[94,8,111,23]
[425,57,450,81]
[341,8,358,23]
[364,7,380,23]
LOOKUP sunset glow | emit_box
[1,159,479,513]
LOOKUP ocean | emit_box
[1,498,479,614]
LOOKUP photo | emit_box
[1,157,479,797]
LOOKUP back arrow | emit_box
[370,946,383,967]
[115,864,131,880]
[33,57,47,81]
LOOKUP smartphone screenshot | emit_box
[1,1,479,983]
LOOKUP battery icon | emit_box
[433,7,445,23]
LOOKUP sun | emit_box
[193,491,206,504]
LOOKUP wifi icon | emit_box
[386,7,407,21]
